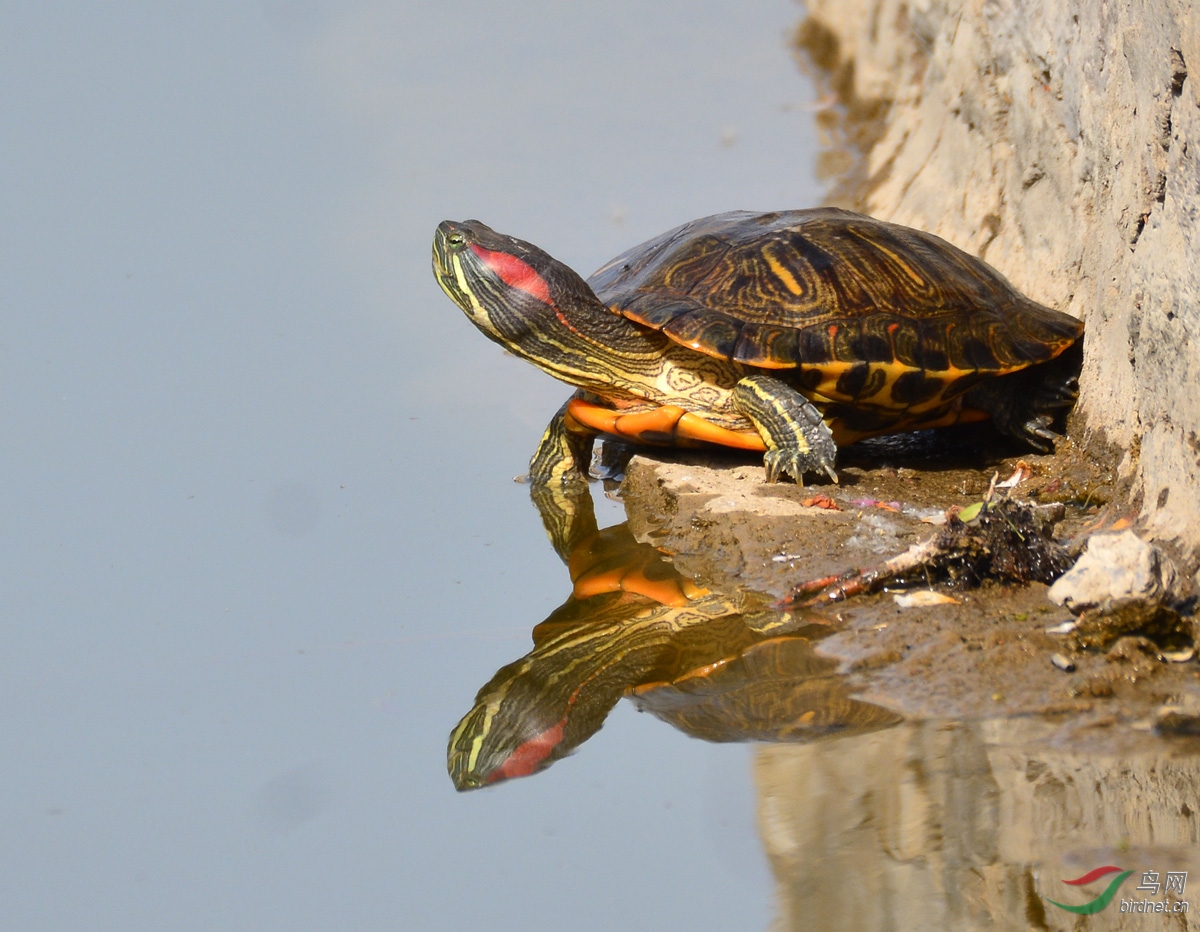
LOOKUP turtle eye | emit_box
[446,230,466,250]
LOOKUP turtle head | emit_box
[433,220,666,389]
[432,217,662,388]
[432,219,598,349]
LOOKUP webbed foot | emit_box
[733,374,837,484]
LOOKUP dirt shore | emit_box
[617,430,1200,732]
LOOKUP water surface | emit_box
[6,5,1200,929]
[1,2,822,929]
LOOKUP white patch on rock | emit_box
[1047,529,1177,619]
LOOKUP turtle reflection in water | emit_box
[432,209,1083,487]
[446,494,899,791]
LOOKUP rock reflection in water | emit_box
[446,489,898,791]
[630,636,900,745]
[757,720,1200,930]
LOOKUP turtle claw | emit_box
[1020,414,1059,453]
[763,448,839,486]
[734,374,838,485]
[763,450,786,484]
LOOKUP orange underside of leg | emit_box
[567,398,993,452]
[570,567,708,606]
[566,398,766,452]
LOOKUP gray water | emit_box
[1,3,823,929]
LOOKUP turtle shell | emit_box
[587,208,1084,415]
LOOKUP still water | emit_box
[4,3,1197,931]
[3,2,814,929]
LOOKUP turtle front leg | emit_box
[528,392,599,562]
[529,391,597,485]
[732,374,838,484]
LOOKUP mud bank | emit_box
[797,0,1200,566]
[619,442,1200,727]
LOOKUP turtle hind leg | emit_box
[732,374,838,483]
[963,342,1083,452]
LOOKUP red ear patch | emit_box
[485,717,566,784]
[470,244,552,305]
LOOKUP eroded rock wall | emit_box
[801,0,1200,562]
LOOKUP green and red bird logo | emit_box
[1046,866,1134,914]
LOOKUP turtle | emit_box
[431,208,1084,484]
[446,517,893,790]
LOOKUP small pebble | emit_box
[893,590,960,608]
[1050,652,1076,672]
[1155,707,1200,736]
[1045,620,1078,635]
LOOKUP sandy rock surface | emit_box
[618,451,1200,723]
